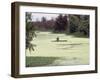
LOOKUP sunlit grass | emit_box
[26,31,89,67]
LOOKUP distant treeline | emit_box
[26,13,89,37]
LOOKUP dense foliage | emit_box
[54,14,68,32]
[69,15,89,37]
[26,12,36,51]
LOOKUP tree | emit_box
[41,17,47,22]
[62,15,68,30]
[78,15,89,36]
[41,17,47,30]
[54,14,68,32]
[69,15,89,37]
[26,12,36,52]
[69,15,79,33]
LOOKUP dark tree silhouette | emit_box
[54,14,68,32]
[26,12,36,52]
[69,15,89,37]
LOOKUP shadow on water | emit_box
[26,56,61,67]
